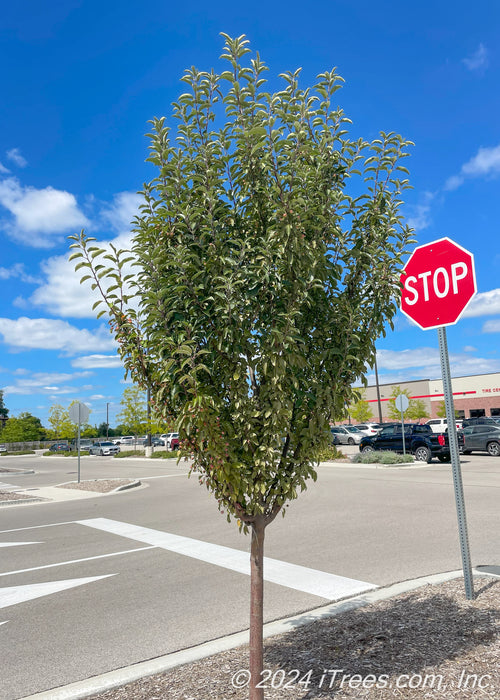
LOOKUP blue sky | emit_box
[1,0,500,428]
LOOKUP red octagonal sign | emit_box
[400,237,477,330]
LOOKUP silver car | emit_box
[330,425,363,445]
[89,441,121,456]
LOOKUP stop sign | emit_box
[400,237,476,330]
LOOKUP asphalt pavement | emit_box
[0,449,498,699]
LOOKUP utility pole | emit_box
[106,403,109,439]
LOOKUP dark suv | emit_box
[462,417,500,428]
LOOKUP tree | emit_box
[70,34,413,699]
[436,400,459,420]
[387,386,413,420]
[1,412,45,442]
[349,392,374,423]
[47,404,75,440]
[0,390,8,433]
[406,399,429,422]
[47,402,94,440]
[115,386,148,436]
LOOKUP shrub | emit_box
[150,450,182,459]
[314,445,346,462]
[352,451,414,464]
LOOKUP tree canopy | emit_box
[1,412,45,442]
[70,34,413,698]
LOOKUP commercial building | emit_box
[361,372,500,422]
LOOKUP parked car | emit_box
[89,441,121,456]
[170,435,180,450]
[330,426,363,445]
[359,423,464,463]
[462,416,500,428]
[426,418,463,433]
[114,436,135,446]
[0,444,7,453]
[142,437,165,446]
[69,438,94,450]
[49,442,71,452]
[353,423,382,437]
[462,425,500,456]
[162,432,179,449]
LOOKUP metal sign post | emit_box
[395,394,409,454]
[400,237,477,600]
[69,402,90,484]
[438,327,474,599]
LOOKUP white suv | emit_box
[426,418,462,433]
[161,432,179,449]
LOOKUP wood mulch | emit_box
[88,577,499,699]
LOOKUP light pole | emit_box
[374,355,383,423]
[106,402,109,439]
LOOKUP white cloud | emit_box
[27,230,137,318]
[71,354,123,369]
[2,370,91,396]
[100,191,142,233]
[482,320,500,333]
[6,148,27,168]
[406,192,435,232]
[462,289,500,317]
[373,346,500,384]
[462,43,488,72]
[0,263,40,284]
[444,144,500,191]
[463,345,477,352]
[0,317,116,354]
[0,162,9,174]
[0,177,89,247]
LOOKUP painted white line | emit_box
[0,574,115,610]
[0,542,41,548]
[78,518,376,600]
[0,545,157,578]
[0,521,77,534]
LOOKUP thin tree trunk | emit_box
[249,515,265,700]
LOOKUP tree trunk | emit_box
[249,515,265,700]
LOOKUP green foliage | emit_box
[0,450,36,456]
[42,450,90,457]
[313,444,345,462]
[352,450,414,464]
[115,386,148,435]
[69,34,413,528]
[349,391,373,422]
[113,450,143,458]
[0,389,8,422]
[436,400,459,420]
[406,398,429,421]
[150,450,183,459]
[1,412,46,442]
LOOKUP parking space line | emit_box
[0,545,157,578]
[78,518,377,601]
[0,521,77,534]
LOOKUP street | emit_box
[0,451,498,699]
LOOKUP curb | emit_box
[112,479,141,492]
[0,496,47,506]
[17,567,499,700]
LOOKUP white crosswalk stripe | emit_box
[0,482,19,492]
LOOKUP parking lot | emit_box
[0,450,498,698]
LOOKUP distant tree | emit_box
[115,386,148,436]
[1,412,46,442]
[387,386,413,420]
[97,422,109,437]
[69,34,413,699]
[349,392,374,423]
[0,389,8,425]
[47,404,75,440]
[406,399,429,422]
[436,400,459,420]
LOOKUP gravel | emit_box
[57,479,137,492]
[87,577,499,700]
